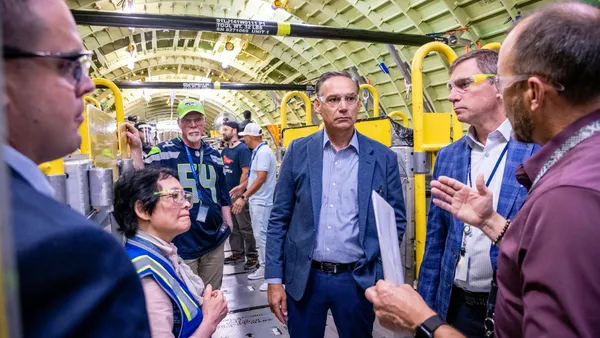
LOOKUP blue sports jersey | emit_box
[144,137,231,259]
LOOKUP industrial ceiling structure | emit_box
[69,0,551,131]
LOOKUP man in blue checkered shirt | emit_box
[417,49,538,337]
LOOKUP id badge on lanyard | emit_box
[184,145,210,223]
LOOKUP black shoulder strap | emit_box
[485,269,498,337]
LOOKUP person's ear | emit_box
[527,77,546,112]
[134,200,151,221]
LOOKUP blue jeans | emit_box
[287,268,375,338]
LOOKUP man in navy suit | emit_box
[265,71,407,337]
[417,49,538,337]
[2,0,150,336]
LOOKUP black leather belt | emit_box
[453,286,489,307]
[311,260,356,274]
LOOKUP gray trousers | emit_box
[229,198,258,259]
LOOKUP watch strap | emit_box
[415,314,446,338]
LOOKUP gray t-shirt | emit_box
[248,144,277,205]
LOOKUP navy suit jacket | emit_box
[265,130,407,301]
[10,168,151,337]
[417,137,538,319]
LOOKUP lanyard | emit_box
[467,140,510,188]
[184,144,204,201]
[461,140,510,257]
[531,119,600,190]
[248,142,266,177]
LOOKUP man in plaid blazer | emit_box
[417,49,539,337]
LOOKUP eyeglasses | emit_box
[318,94,360,108]
[447,73,496,94]
[154,189,193,206]
[493,75,565,92]
[3,46,93,87]
[180,117,205,126]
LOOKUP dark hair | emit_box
[450,49,499,78]
[510,3,600,105]
[1,0,46,49]
[243,110,252,120]
[315,71,360,96]
[113,167,177,238]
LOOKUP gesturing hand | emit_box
[431,174,495,228]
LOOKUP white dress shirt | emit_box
[454,119,512,292]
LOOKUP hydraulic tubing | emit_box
[106,81,314,92]
[411,42,461,276]
[72,10,444,46]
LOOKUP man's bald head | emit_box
[1,0,47,49]
[503,2,600,105]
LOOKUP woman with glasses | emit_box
[113,167,228,338]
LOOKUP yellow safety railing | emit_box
[481,42,501,51]
[280,91,312,129]
[84,96,101,110]
[389,111,409,128]
[360,84,379,117]
[412,42,462,275]
[92,78,129,158]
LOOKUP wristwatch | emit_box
[240,195,247,201]
[415,314,446,338]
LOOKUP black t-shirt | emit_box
[222,142,251,190]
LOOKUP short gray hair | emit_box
[1,0,46,49]
[510,3,600,105]
[449,49,499,77]
[315,71,360,96]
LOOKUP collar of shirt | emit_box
[517,109,600,190]
[323,129,360,154]
[137,230,178,257]
[3,145,55,198]
[466,118,512,150]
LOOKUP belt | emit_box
[311,260,356,274]
[453,286,489,307]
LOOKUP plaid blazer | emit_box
[417,136,539,319]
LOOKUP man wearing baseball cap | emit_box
[128,99,233,290]
[233,122,277,291]
[221,121,259,270]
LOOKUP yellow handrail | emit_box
[481,42,501,51]
[359,84,379,117]
[84,96,101,110]
[92,78,128,157]
[93,78,124,123]
[280,91,312,129]
[411,42,460,276]
[388,111,409,128]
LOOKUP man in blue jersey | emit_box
[129,99,233,290]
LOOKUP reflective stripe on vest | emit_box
[131,254,199,321]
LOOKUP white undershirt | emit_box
[454,119,512,292]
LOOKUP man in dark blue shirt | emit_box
[130,99,233,290]
[221,121,259,270]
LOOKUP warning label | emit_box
[183,82,213,89]
[215,18,273,35]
